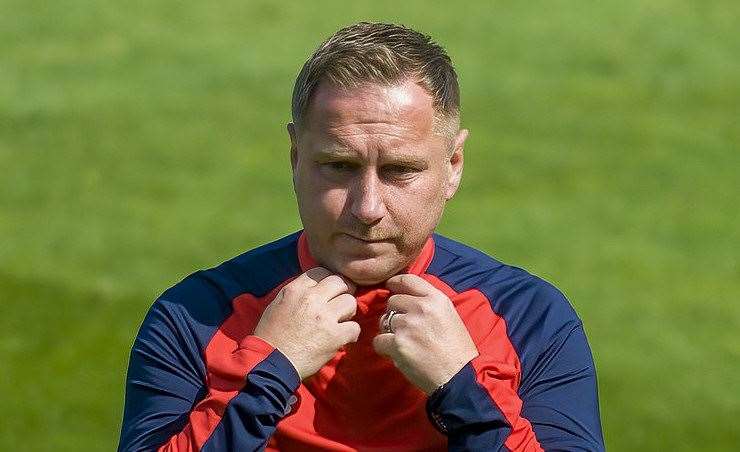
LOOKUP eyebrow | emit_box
[314,148,429,166]
[314,147,358,159]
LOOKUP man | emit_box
[119,22,604,451]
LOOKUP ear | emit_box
[287,122,299,171]
[444,128,468,200]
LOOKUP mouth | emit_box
[341,233,391,244]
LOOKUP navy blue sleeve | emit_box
[118,295,301,451]
[519,322,604,451]
[426,321,604,451]
[425,237,604,450]
[426,363,511,448]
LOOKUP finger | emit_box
[372,333,396,356]
[311,274,355,302]
[337,321,361,344]
[328,293,357,322]
[388,312,408,332]
[386,273,437,297]
[387,294,423,314]
[378,310,408,333]
[292,267,334,289]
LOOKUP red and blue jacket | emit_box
[118,231,604,451]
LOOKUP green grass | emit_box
[2,1,739,450]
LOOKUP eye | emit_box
[324,161,354,171]
[386,164,412,173]
[318,160,359,176]
[382,164,422,179]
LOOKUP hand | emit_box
[373,274,479,394]
[254,267,360,379]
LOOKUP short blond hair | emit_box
[291,22,460,135]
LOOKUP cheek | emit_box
[300,182,347,223]
[319,188,348,218]
[388,180,446,230]
[296,167,344,216]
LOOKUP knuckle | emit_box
[302,291,318,304]
[327,275,351,294]
[406,314,424,331]
[338,295,357,316]
[324,274,344,286]
[406,273,422,284]
[394,314,410,330]
[339,322,361,343]
[432,292,448,304]
[281,284,300,300]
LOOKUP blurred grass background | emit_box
[1,0,739,450]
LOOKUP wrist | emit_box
[428,349,479,394]
[240,339,303,418]
[425,356,486,435]
[274,347,303,380]
[249,334,303,379]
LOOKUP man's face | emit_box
[289,79,468,285]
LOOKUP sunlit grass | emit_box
[1,1,738,450]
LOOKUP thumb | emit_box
[372,333,396,357]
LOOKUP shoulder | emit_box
[430,234,577,319]
[429,234,582,372]
[137,232,303,351]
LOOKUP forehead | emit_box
[303,79,438,145]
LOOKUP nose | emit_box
[349,170,387,225]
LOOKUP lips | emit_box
[341,233,391,243]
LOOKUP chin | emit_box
[336,257,402,286]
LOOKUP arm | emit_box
[425,322,604,451]
[119,267,359,452]
[118,298,301,452]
